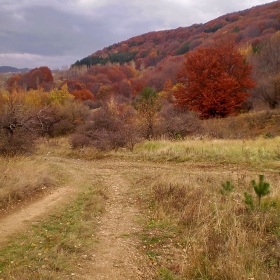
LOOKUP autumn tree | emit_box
[0,91,57,154]
[160,78,174,102]
[71,89,94,101]
[135,87,162,139]
[5,75,21,93]
[5,67,54,92]
[49,84,74,105]
[251,31,280,109]
[25,66,54,90]
[174,41,255,118]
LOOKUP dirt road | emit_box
[0,157,154,279]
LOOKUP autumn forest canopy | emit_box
[1,1,280,154]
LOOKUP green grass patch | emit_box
[156,267,183,280]
[133,137,280,168]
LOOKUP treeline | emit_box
[6,66,54,92]
[73,51,138,68]
[0,84,200,155]
[0,85,89,155]
[67,31,280,112]
[80,2,280,70]
[1,32,280,155]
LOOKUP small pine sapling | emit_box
[220,180,235,195]
[252,174,270,207]
[244,191,254,210]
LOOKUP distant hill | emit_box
[0,66,30,73]
[74,1,280,69]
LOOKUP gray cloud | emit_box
[0,0,271,69]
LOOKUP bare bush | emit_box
[69,133,91,149]
[51,119,76,137]
[70,98,142,151]
[252,32,280,109]
[158,104,201,139]
[0,94,40,155]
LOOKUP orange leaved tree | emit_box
[174,41,255,118]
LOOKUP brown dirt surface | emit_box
[77,171,154,279]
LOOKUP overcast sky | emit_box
[0,0,272,69]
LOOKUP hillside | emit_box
[74,1,280,69]
[0,66,30,73]
[4,1,280,118]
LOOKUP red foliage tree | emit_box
[62,80,85,92]
[71,89,94,101]
[5,75,21,92]
[26,66,54,90]
[174,41,255,118]
[6,67,54,91]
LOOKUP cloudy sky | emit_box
[0,0,272,69]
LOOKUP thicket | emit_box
[0,87,90,155]
[68,85,204,152]
[70,98,141,151]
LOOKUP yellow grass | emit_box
[134,137,280,168]
[137,165,280,279]
[0,136,280,279]
[0,155,65,210]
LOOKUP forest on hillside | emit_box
[1,2,280,155]
[74,1,280,69]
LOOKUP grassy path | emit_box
[0,185,76,245]
[0,157,153,279]
[1,148,280,279]
[79,169,152,279]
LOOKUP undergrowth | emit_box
[135,168,280,279]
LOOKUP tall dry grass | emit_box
[134,137,280,168]
[143,168,280,279]
[0,155,63,211]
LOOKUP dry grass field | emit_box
[0,135,279,279]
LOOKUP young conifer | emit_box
[252,174,270,207]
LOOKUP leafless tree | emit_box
[252,32,280,109]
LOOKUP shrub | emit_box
[69,133,91,149]
[70,99,142,151]
[158,104,201,139]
